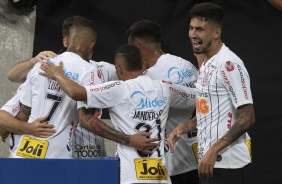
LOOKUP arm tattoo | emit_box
[79,108,130,145]
[222,104,255,144]
[15,103,31,121]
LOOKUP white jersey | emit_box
[144,53,199,175]
[81,75,196,184]
[195,44,253,168]
[0,83,26,154]
[90,60,118,82]
[10,52,100,159]
[70,60,117,159]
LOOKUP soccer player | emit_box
[169,2,255,184]
[0,82,56,154]
[3,17,158,158]
[127,20,199,183]
[6,16,120,159]
[40,44,196,184]
[9,16,102,158]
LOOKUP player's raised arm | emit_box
[7,51,57,83]
[40,61,87,101]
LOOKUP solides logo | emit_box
[225,61,234,72]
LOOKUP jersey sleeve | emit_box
[219,60,253,108]
[77,67,102,109]
[83,81,125,109]
[168,83,196,109]
[0,83,26,116]
[167,62,198,87]
[99,61,119,81]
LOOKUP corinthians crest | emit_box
[200,70,213,87]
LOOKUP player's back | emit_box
[109,76,171,184]
[144,53,199,175]
[14,52,97,158]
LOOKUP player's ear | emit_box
[63,36,68,47]
[142,60,146,71]
[90,40,96,50]
[213,27,221,39]
[115,64,123,80]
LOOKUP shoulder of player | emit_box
[159,53,196,68]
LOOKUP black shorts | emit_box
[170,169,199,184]
[199,165,250,184]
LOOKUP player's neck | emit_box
[144,50,164,68]
[203,41,223,65]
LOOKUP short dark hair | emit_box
[190,2,223,27]
[126,20,162,43]
[62,15,97,39]
[115,44,142,71]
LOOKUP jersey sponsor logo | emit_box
[245,139,252,160]
[97,68,103,81]
[89,71,95,86]
[169,87,196,98]
[130,91,167,110]
[74,144,102,158]
[227,112,233,129]
[134,158,167,180]
[48,80,61,92]
[133,110,163,121]
[225,61,234,72]
[184,80,196,88]
[63,69,79,80]
[16,136,49,158]
[192,143,199,164]
[90,81,121,92]
[12,104,20,114]
[167,67,194,84]
[197,146,204,162]
[221,71,238,103]
[237,65,249,100]
[196,97,209,115]
[199,92,208,98]
[207,63,217,69]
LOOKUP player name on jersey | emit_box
[133,110,163,121]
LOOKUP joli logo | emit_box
[16,136,49,158]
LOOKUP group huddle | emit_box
[0,2,255,184]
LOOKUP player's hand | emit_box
[168,123,187,153]
[28,116,56,138]
[129,131,159,154]
[0,128,10,142]
[198,147,218,179]
[40,61,64,80]
[32,51,57,64]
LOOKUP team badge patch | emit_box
[225,61,234,72]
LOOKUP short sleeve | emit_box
[84,81,125,108]
[168,83,196,109]
[0,83,26,116]
[219,60,253,108]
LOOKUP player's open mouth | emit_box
[192,40,202,49]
